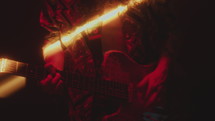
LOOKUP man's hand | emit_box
[137,68,167,108]
[40,64,64,94]
[138,68,167,91]
[137,54,170,108]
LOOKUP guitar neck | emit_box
[0,58,29,76]
[0,58,129,101]
[67,72,129,100]
[0,58,47,84]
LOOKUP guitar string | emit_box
[25,64,128,100]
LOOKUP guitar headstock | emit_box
[0,58,28,76]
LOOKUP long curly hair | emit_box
[75,0,174,63]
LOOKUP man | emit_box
[39,0,173,120]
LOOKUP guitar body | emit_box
[101,50,155,121]
[0,50,158,121]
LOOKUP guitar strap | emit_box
[81,25,103,76]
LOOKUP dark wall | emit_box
[169,0,214,120]
[0,1,68,121]
[0,0,46,64]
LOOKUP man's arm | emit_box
[39,0,66,94]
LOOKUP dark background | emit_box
[0,1,68,121]
[0,0,214,121]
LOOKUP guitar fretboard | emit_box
[0,58,129,100]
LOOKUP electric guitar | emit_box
[0,50,157,121]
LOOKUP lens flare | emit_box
[0,75,26,98]
[43,0,146,57]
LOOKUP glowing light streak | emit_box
[43,0,146,56]
[61,6,127,45]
